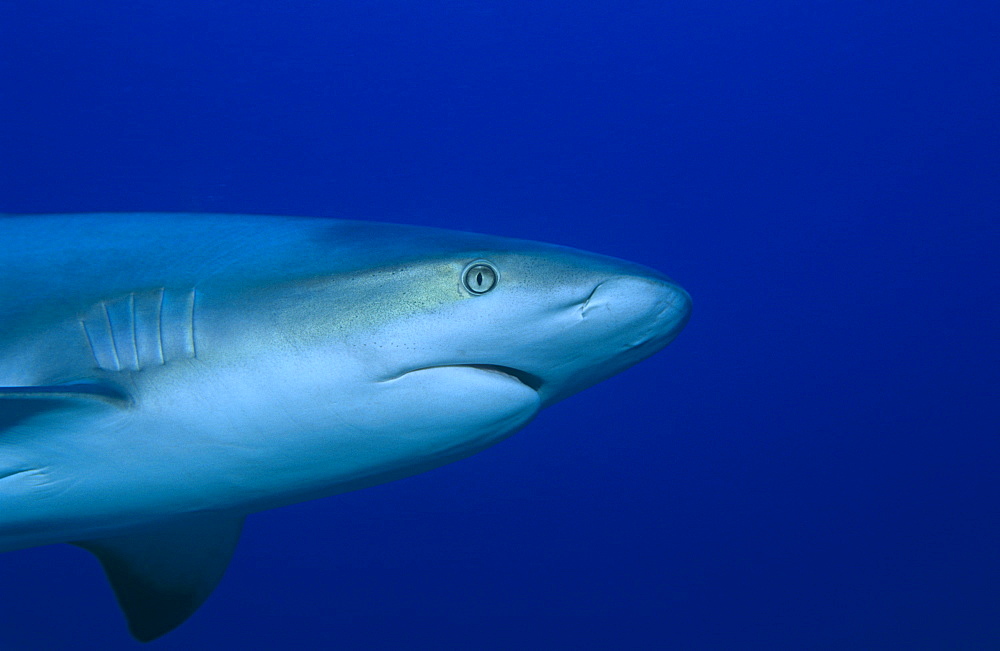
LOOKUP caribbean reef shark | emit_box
[0,213,691,641]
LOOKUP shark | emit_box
[0,213,691,641]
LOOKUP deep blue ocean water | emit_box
[1,1,997,648]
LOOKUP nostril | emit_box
[578,281,607,317]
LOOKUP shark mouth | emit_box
[461,364,545,392]
[395,364,544,392]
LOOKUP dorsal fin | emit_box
[74,513,245,642]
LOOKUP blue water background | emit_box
[1,1,997,648]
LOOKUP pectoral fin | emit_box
[0,382,130,404]
[74,514,245,642]
[0,382,129,432]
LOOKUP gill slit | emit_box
[80,320,101,368]
[156,287,166,364]
[128,292,140,370]
[102,301,122,371]
[188,288,197,358]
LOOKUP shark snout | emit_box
[580,276,692,346]
[535,272,690,407]
[651,280,693,343]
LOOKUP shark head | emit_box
[358,246,692,408]
[217,222,693,497]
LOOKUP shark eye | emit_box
[462,260,499,294]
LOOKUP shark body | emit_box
[0,213,690,640]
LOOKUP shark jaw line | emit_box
[390,364,545,392]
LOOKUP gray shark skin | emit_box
[0,213,691,641]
